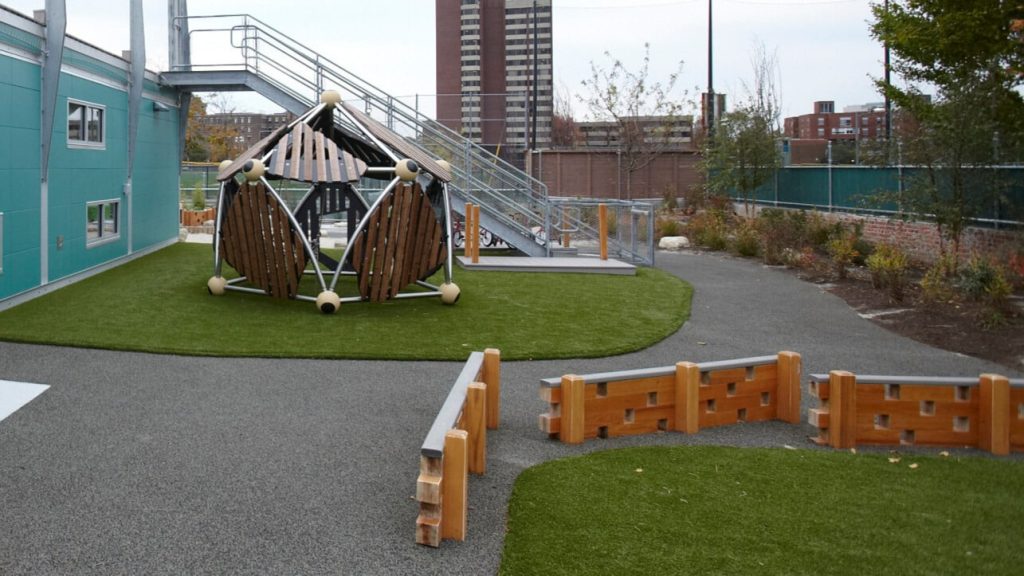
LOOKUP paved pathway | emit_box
[1,251,1019,575]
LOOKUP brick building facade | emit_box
[784,101,887,142]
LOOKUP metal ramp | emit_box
[162,10,654,264]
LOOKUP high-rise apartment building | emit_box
[436,0,552,154]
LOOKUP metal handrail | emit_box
[174,13,656,262]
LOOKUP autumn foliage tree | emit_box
[184,95,243,162]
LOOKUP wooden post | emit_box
[979,374,1010,456]
[561,375,585,444]
[561,207,570,248]
[441,429,468,541]
[776,351,802,424]
[471,204,481,263]
[598,203,608,260]
[483,348,501,429]
[829,371,857,449]
[464,202,474,261]
[415,455,443,547]
[466,383,487,474]
[674,362,700,434]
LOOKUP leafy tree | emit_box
[578,44,687,199]
[701,44,781,217]
[184,95,243,162]
[871,1,1024,267]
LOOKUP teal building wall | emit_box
[0,10,181,303]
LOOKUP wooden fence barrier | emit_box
[180,207,217,227]
[808,372,1024,455]
[416,348,501,547]
[539,352,801,443]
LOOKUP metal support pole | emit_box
[530,0,538,151]
[827,140,833,212]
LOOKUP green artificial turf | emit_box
[500,446,1024,576]
[0,243,690,360]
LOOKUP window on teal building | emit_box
[86,200,119,246]
[68,99,105,148]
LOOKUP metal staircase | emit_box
[162,11,653,264]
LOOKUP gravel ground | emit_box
[1,250,1019,575]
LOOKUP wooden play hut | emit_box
[207,92,460,313]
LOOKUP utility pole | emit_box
[883,0,891,142]
[707,0,714,141]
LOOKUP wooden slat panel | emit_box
[327,137,341,182]
[276,202,299,298]
[378,187,406,300]
[223,192,244,273]
[254,182,284,298]
[302,125,314,184]
[390,186,415,296]
[216,121,293,181]
[288,124,302,180]
[239,185,262,291]
[426,218,443,273]
[273,134,289,176]
[371,192,394,302]
[358,210,379,298]
[409,188,432,281]
[401,186,426,288]
[314,132,328,183]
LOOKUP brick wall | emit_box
[529,150,702,201]
[821,212,1017,264]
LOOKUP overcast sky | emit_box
[5,0,887,118]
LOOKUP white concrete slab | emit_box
[456,255,636,275]
[0,380,49,424]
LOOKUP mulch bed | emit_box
[791,266,1024,372]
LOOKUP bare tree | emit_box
[702,42,782,217]
[551,83,581,148]
[579,44,688,198]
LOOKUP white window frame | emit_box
[86,199,120,247]
[67,98,106,149]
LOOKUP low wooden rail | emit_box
[539,352,801,443]
[809,372,1024,455]
[416,348,500,547]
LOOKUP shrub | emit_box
[732,219,760,257]
[826,226,859,280]
[606,210,618,238]
[958,255,1011,307]
[191,183,206,211]
[921,254,957,304]
[866,244,909,302]
[687,210,728,251]
[1006,252,1024,289]
[757,208,809,264]
[661,186,678,213]
[852,238,874,266]
[658,217,682,239]
[807,211,841,248]
[756,209,787,264]
[780,246,818,270]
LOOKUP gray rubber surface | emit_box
[1,251,1019,575]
